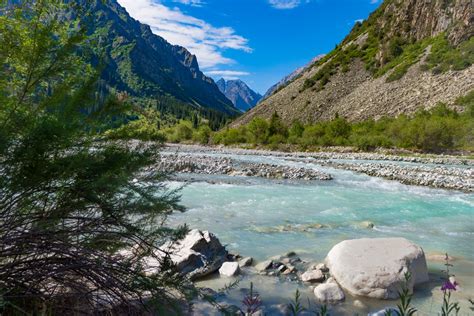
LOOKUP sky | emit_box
[117,0,383,95]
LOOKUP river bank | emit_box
[161,144,473,192]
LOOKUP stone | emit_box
[300,269,325,282]
[238,256,253,267]
[255,260,273,272]
[219,262,240,277]
[159,229,227,280]
[313,282,345,303]
[312,263,329,272]
[326,238,429,299]
[358,221,375,229]
[353,299,366,309]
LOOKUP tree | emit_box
[247,117,269,144]
[268,112,288,138]
[0,1,189,314]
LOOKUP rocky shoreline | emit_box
[164,144,474,166]
[161,144,473,192]
[157,153,332,181]
[319,161,473,192]
[148,229,432,315]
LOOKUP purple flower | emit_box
[441,280,458,292]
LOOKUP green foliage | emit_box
[193,125,212,144]
[212,127,247,146]
[213,103,473,153]
[0,1,189,313]
[288,120,305,143]
[105,108,166,141]
[166,120,194,143]
[424,36,474,73]
[247,117,270,144]
[287,289,305,316]
[269,112,289,138]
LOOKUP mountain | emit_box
[234,0,473,126]
[261,55,325,101]
[216,79,262,112]
[89,0,238,119]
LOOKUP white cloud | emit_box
[268,0,301,9]
[117,0,251,69]
[205,70,250,80]
[172,0,205,7]
[370,0,380,3]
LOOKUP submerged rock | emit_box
[160,229,227,280]
[326,238,429,299]
[313,282,345,303]
[358,221,375,229]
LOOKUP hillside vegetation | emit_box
[213,95,474,153]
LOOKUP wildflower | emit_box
[242,282,262,314]
[441,280,458,292]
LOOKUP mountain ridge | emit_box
[234,0,473,126]
[261,55,325,101]
[90,0,239,120]
[216,78,262,112]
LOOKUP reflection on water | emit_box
[167,153,474,315]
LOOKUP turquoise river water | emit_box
[167,152,474,315]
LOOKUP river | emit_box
[166,148,474,315]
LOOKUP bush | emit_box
[193,125,212,144]
[269,112,289,138]
[106,113,165,142]
[247,117,269,144]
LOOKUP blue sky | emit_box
[118,0,382,94]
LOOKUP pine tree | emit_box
[0,1,189,313]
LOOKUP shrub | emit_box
[269,112,289,138]
[247,117,269,144]
[193,125,212,144]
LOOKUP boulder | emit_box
[160,229,227,280]
[313,282,345,303]
[219,262,240,277]
[255,260,273,272]
[238,256,253,267]
[326,238,429,299]
[300,269,325,282]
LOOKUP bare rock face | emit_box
[326,238,429,299]
[161,229,228,280]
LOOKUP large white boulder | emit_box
[219,262,240,277]
[325,238,429,299]
[160,229,228,280]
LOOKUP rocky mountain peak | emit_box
[216,78,262,112]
